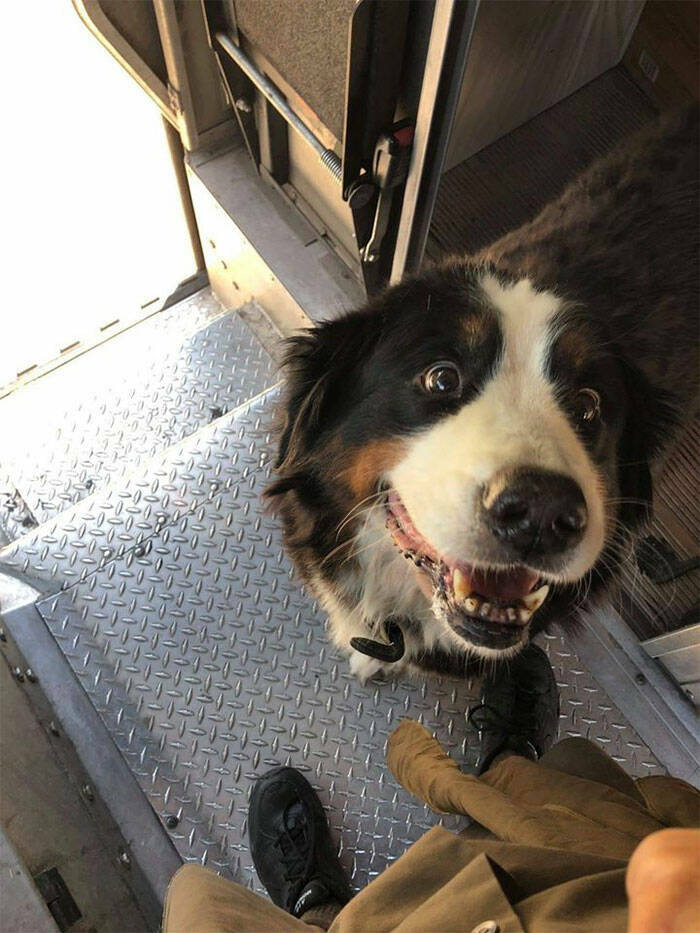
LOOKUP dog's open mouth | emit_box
[385,490,550,649]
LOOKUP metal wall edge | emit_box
[574,604,699,786]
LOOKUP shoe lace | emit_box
[274,809,309,886]
[468,687,545,744]
[468,702,518,735]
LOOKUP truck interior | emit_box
[1,2,698,930]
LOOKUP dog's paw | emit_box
[348,649,384,684]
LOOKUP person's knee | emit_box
[165,863,218,915]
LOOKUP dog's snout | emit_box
[485,469,587,557]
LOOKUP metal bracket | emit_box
[361,122,414,264]
[341,0,410,200]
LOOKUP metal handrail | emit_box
[215,32,342,180]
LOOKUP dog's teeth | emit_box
[506,607,517,622]
[453,567,472,601]
[518,607,533,623]
[480,602,492,617]
[464,597,479,613]
[522,584,550,612]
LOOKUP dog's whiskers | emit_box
[337,531,388,571]
[323,497,391,569]
[334,487,395,540]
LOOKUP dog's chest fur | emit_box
[311,509,446,679]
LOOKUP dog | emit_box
[266,106,699,682]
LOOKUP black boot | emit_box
[468,643,560,773]
[249,766,352,918]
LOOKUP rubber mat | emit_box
[429,66,654,259]
[0,290,277,540]
[1,390,665,892]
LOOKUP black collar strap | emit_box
[350,617,405,663]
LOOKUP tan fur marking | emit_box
[342,439,407,499]
[463,312,487,341]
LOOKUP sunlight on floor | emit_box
[0,2,196,387]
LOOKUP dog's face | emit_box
[269,263,665,660]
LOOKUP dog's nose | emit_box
[485,469,587,557]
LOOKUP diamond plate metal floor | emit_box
[0,289,277,540]
[0,390,665,893]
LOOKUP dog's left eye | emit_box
[420,361,463,396]
[576,388,602,424]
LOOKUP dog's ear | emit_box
[275,368,330,472]
[616,359,677,530]
[267,329,335,492]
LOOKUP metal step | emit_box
[1,383,673,901]
[0,288,278,543]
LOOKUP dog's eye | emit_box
[421,362,462,396]
[576,388,602,425]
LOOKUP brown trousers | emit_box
[163,732,699,933]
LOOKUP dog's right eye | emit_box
[420,362,463,396]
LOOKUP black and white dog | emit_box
[266,107,699,682]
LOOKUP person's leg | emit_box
[540,736,645,803]
[163,863,325,933]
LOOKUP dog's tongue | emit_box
[457,563,539,600]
